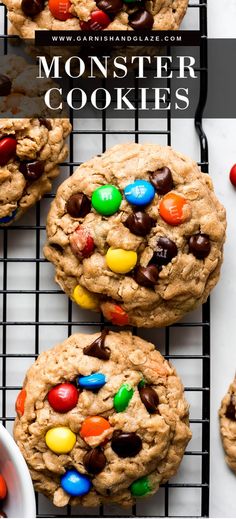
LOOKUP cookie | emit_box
[219,375,236,472]
[3,0,188,39]
[0,55,71,225]
[44,142,226,328]
[14,330,191,507]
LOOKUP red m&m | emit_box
[229,164,236,187]
[48,383,79,413]
[101,302,129,326]
[80,10,111,30]
[0,475,7,501]
[48,0,72,20]
[0,137,17,167]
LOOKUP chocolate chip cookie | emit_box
[44,142,226,328]
[219,375,236,472]
[0,55,71,225]
[3,0,188,39]
[14,330,191,507]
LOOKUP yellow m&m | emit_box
[106,247,137,274]
[45,427,76,454]
[73,285,99,310]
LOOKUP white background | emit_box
[0,0,236,517]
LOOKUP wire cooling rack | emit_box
[0,1,210,517]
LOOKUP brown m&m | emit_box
[19,160,45,181]
[66,193,91,218]
[21,0,44,16]
[152,236,177,266]
[188,233,211,260]
[129,9,154,30]
[139,386,159,413]
[149,167,173,195]
[83,447,106,474]
[0,75,12,96]
[134,265,159,288]
[124,211,155,237]
[111,430,142,458]
[83,330,110,360]
[96,0,123,15]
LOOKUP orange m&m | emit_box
[15,388,27,417]
[48,0,72,20]
[0,475,7,501]
[159,192,191,226]
[101,302,129,326]
[80,416,110,439]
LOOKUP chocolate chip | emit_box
[39,118,52,131]
[149,167,173,195]
[83,330,110,360]
[124,211,155,237]
[226,395,236,420]
[66,193,91,218]
[96,0,123,14]
[111,430,142,458]
[151,236,178,266]
[0,74,12,96]
[19,160,44,181]
[139,386,159,413]
[134,265,159,288]
[188,233,211,260]
[21,0,44,16]
[83,448,106,474]
[129,9,154,30]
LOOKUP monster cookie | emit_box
[44,143,226,328]
[14,330,191,507]
[3,0,188,39]
[0,55,71,225]
[219,375,236,472]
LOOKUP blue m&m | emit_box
[0,209,17,224]
[124,180,155,207]
[78,372,106,390]
[61,469,92,496]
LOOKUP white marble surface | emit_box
[1,0,236,518]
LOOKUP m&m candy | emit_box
[80,9,111,30]
[124,180,155,207]
[229,164,236,187]
[78,373,106,391]
[0,137,17,167]
[80,416,111,440]
[47,383,79,413]
[101,302,129,326]
[15,388,27,417]
[91,185,122,216]
[73,285,99,310]
[48,0,72,20]
[70,226,94,259]
[61,469,92,496]
[0,209,17,224]
[159,192,191,226]
[0,475,7,501]
[106,247,137,274]
[114,384,134,412]
[45,426,76,454]
[130,476,152,496]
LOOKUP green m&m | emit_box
[130,476,152,497]
[114,383,134,412]
[91,185,122,216]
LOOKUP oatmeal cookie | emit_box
[3,0,188,39]
[44,142,226,328]
[0,55,71,225]
[14,330,191,507]
[219,375,236,472]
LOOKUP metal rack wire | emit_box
[0,0,209,517]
